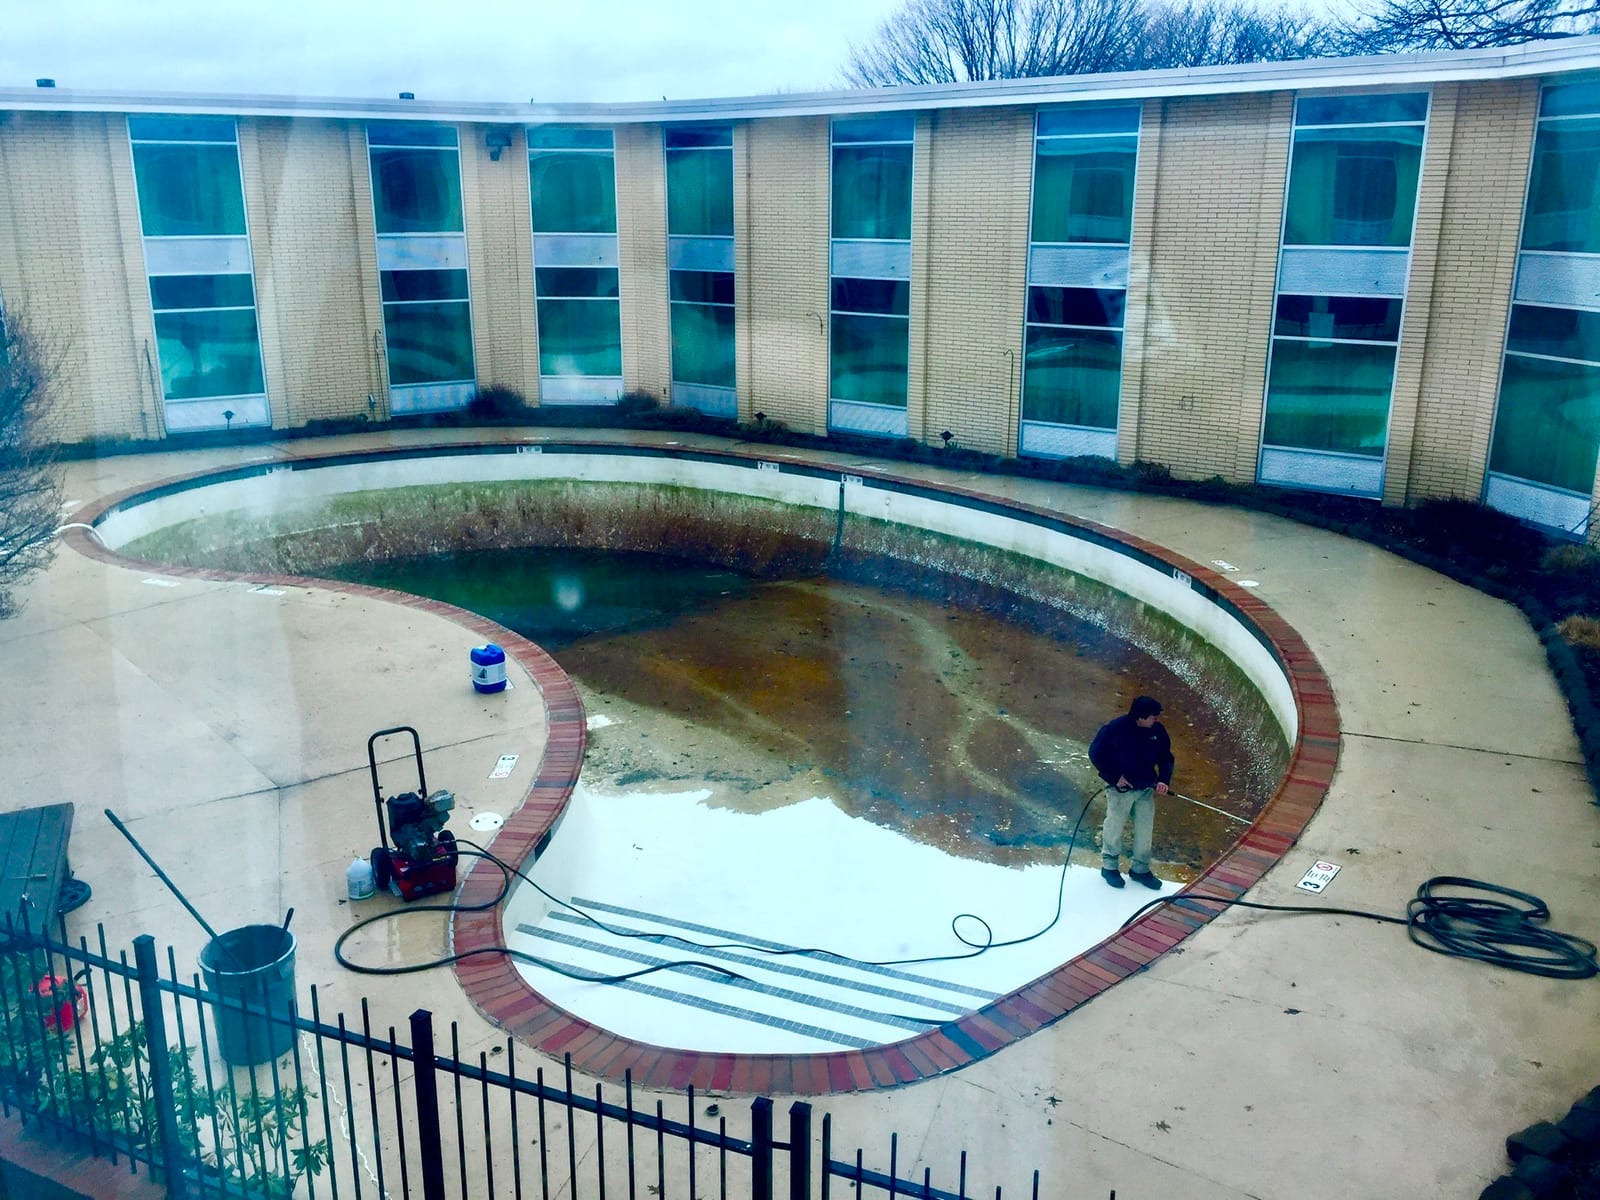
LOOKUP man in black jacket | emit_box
[1088,695,1174,890]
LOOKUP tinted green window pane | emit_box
[381,269,469,303]
[1296,93,1428,127]
[149,273,255,311]
[1032,140,1136,244]
[527,125,613,150]
[832,144,912,240]
[670,270,734,305]
[671,303,736,388]
[1541,81,1600,119]
[1490,355,1600,493]
[666,147,734,236]
[1274,295,1402,341]
[1507,304,1600,362]
[1036,106,1140,137]
[1283,129,1423,246]
[831,277,910,316]
[665,125,732,150]
[128,115,236,143]
[383,300,474,385]
[830,312,908,407]
[153,308,263,399]
[1021,326,1121,428]
[833,115,915,144]
[1263,339,1396,455]
[537,298,622,376]
[368,122,458,148]
[1028,287,1125,328]
[132,143,246,237]
[1523,119,1600,253]
[535,267,619,299]
[530,151,617,233]
[371,148,463,234]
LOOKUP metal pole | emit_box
[134,935,188,1200]
[788,1101,813,1200]
[409,1009,448,1200]
[751,1096,774,1200]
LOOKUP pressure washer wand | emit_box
[1168,791,1251,825]
[104,808,227,946]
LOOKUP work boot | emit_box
[1101,868,1124,888]
[1128,870,1161,890]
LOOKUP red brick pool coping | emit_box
[67,439,1338,1098]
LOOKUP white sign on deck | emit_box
[1296,860,1342,893]
[488,754,519,779]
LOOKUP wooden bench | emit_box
[0,804,82,939]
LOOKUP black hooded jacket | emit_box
[1088,714,1175,791]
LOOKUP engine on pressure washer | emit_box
[386,789,454,863]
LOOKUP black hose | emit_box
[333,787,1106,995]
[1121,875,1598,980]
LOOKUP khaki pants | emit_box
[1100,786,1154,875]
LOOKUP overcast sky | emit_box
[1,0,907,103]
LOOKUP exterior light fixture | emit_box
[485,128,514,161]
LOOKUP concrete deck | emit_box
[4,427,1598,1199]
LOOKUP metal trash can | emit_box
[198,924,297,1066]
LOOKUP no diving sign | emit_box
[1296,860,1342,893]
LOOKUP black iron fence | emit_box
[0,921,1067,1200]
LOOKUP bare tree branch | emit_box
[0,309,65,619]
[844,0,1332,85]
[1336,0,1600,53]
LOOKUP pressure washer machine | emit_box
[367,726,459,902]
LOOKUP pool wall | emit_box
[75,439,1339,1094]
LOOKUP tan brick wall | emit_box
[1383,84,1458,506]
[741,116,830,434]
[0,112,153,443]
[1118,100,1160,466]
[346,125,392,418]
[616,123,670,404]
[1407,78,1537,503]
[461,122,537,403]
[916,106,1032,457]
[240,116,382,429]
[1134,91,1291,482]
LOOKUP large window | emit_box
[129,116,247,238]
[830,278,909,408]
[529,127,621,391]
[1021,288,1124,429]
[830,117,914,425]
[1485,81,1600,523]
[1263,295,1402,456]
[536,267,622,378]
[666,125,733,238]
[1283,94,1426,247]
[666,126,735,402]
[129,116,266,411]
[832,116,913,242]
[529,125,616,234]
[367,123,474,392]
[368,123,464,235]
[1261,93,1426,489]
[1031,107,1139,245]
[1021,106,1140,451]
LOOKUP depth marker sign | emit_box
[1296,860,1341,893]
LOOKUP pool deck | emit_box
[5,426,1599,1199]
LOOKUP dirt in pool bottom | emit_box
[329,547,1283,874]
[565,569,1276,876]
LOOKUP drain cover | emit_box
[469,812,504,832]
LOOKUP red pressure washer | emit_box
[367,726,459,902]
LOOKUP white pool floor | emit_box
[502,783,1177,1054]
